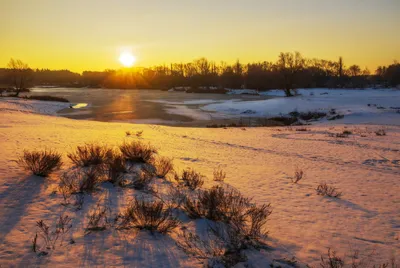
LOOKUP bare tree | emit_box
[348,65,361,77]
[7,58,31,96]
[277,52,305,97]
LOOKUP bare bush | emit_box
[131,169,154,190]
[176,230,225,263]
[291,168,304,183]
[183,186,250,222]
[125,131,132,136]
[60,166,102,194]
[320,248,344,268]
[375,129,386,136]
[85,198,111,233]
[18,149,62,177]
[183,186,271,246]
[236,204,271,243]
[119,140,157,163]
[32,215,72,255]
[295,128,309,131]
[329,132,349,138]
[177,225,248,267]
[117,197,180,234]
[152,156,174,178]
[320,248,398,268]
[135,130,143,138]
[104,151,126,184]
[213,168,226,182]
[316,182,342,198]
[175,168,205,190]
[68,144,111,167]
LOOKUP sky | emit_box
[0,0,399,73]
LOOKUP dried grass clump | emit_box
[18,149,62,177]
[176,228,247,267]
[85,198,111,233]
[119,140,157,163]
[175,168,205,190]
[60,166,102,194]
[131,169,154,190]
[117,197,180,234]
[152,156,174,178]
[32,215,72,255]
[104,151,126,184]
[213,168,226,182]
[291,168,304,183]
[183,186,249,221]
[375,129,386,136]
[68,144,111,167]
[135,130,143,138]
[182,186,271,245]
[320,248,398,268]
[320,248,345,268]
[316,182,342,198]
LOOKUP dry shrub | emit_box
[183,186,271,246]
[85,198,111,233]
[131,169,154,190]
[291,168,304,183]
[125,131,132,136]
[175,168,205,190]
[18,149,62,177]
[60,166,102,194]
[176,230,225,263]
[152,156,174,178]
[32,215,72,255]
[117,197,180,234]
[177,224,249,267]
[118,167,154,190]
[213,168,226,182]
[320,248,398,268]
[375,129,386,136]
[119,140,157,163]
[104,151,126,184]
[316,182,342,198]
[183,186,250,221]
[68,144,111,167]
[135,130,143,138]
[296,128,309,132]
[320,248,345,268]
[236,204,272,243]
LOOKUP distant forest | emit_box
[1,52,399,96]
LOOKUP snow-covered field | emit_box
[0,96,399,267]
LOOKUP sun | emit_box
[119,52,136,67]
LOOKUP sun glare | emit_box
[119,52,136,67]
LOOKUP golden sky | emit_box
[1,0,399,73]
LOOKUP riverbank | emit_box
[0,98,399,267]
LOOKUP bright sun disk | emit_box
[119,52,136,67]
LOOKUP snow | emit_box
[0,98,70,116]
[202,88,400,125]
[227,89,260,95]
[0,97,399,267]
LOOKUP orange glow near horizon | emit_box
[0,0,399,73]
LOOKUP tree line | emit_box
[1,52,399,97]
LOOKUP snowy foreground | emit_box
[0,98,399,267]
